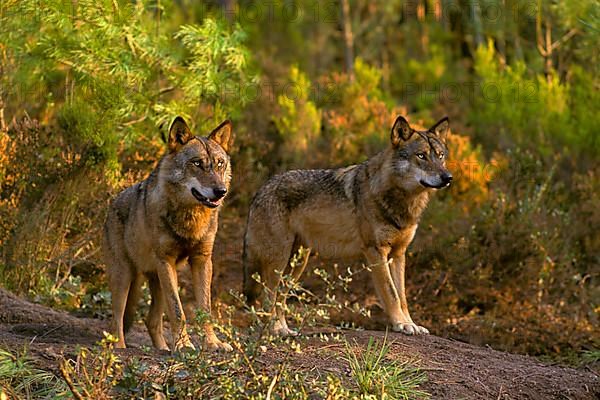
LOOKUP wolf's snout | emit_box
[441,172,453,185]
[213,187,227,199]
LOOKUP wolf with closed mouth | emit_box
[243,116,452,336]
[104,117,233,352]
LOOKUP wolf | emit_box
[103,117,233,352]
[243,116,452,336]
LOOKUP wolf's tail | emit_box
[242,235,262,304]
[123,275,143,333]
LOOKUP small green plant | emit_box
[344,333,429,400]
[239,246,372,347]
[112,320,353,399]
[0,346,68,399]
[59,332,122,400]
[581,349,600,365]
[15,246,383,399]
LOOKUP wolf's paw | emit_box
[174,336,196,352]
[414,325,429,335]
[392,323,429,335]
[174,342,196,353]
[273,326,299,337]
[151,337,170,351]
[205,337,233,352]
[157,343,170,352]
[272,321,299,337]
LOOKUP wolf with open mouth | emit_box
[104,117,233,352]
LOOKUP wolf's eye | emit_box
[193,160,202,167]
[216,160,224,169]
[417,153,426,159]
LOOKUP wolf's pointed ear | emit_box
[168,116,193,152]
[391,116,413,146]
[429,117,449,141]
[208,120,233,152]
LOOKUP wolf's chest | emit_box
[164,208,214,242]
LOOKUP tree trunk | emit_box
[340,0,355,81]
[471,0,484,48]
[218,0,235,23]
[506,0,523,62]
[419,0,429,53]
[536,0,553,84]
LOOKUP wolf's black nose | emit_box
[214,187,227,199]
[441,172,453,184]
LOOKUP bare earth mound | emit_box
[0,288,597,399]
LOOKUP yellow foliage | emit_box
[445,132,498,205]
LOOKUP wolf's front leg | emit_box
[364,247,422,335]
[155,258,195,352]
[190,254,233,352]
[389,252,429,335]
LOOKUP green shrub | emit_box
[321,58,399,164]
[0,0,253,171]
[273,65,322,165]
[470,40,598,156]
[414,148,599,357]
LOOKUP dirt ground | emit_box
[0,288,598,399]
[0,214,598,399]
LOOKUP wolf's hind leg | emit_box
[261,235,300,337]
[109,263,133,349]
[264,265,298,337]
[273,309,298,337]
[146,274,169,350]
[272,247,311,336]
[123,273,143,332]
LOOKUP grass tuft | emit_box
[0,347,68,399]
[344,333,430,400]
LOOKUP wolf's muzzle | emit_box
[191,187,221,208]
